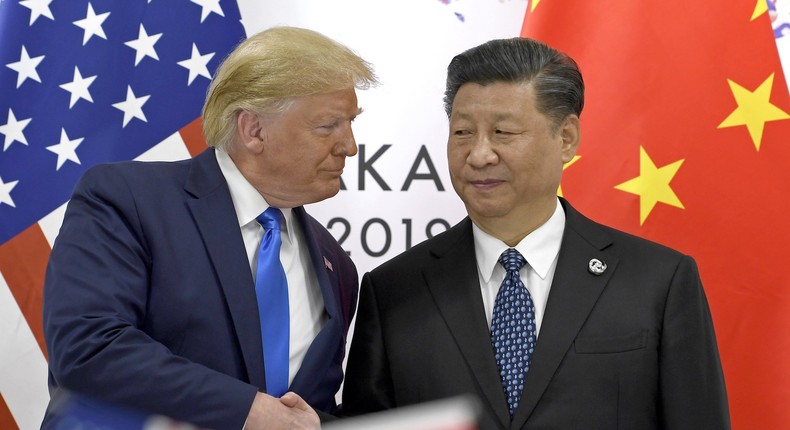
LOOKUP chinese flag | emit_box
[522,1,790,428]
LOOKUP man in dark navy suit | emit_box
[43,26,376,430]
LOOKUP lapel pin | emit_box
[588,258,607,275]
[323,256,334,272]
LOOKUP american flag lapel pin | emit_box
[323,256,333,272]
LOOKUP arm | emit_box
[659,255,731,428]
[340,272,397,415]
[44,166,257,429]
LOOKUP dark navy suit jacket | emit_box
[342,198,729,429]
[43,149,358,430]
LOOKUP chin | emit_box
[309,184,341,204]
[461,193,504,211]
[466,202,511,219]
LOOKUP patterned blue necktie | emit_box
[255,207,289,397]
[490,248,536,416]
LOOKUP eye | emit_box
[315,121,339,134]
[453,129,471,136]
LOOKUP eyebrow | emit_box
[313,107,364,124]
[452,111,516,122]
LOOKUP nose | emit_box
[466,135,498,167]
[335,122,358,157]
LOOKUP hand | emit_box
[245,392,320,430]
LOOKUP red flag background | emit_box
[523,1,790,428]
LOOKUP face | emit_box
[447,81,579,236]
[236,88,360,208]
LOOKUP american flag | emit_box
[0,1,245,427]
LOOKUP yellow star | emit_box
[751,0,767,20]
[614,147,685,225]
[718,73,790,151]
[531,0,541,12]
[558,155,580,197]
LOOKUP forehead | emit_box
[289,88,359,118]
[451,81,538,120]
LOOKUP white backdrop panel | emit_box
[238,0,530,276]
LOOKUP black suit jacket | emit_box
[43,149,358,429]
[342,198,729,429]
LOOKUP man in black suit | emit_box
[341,37,729,429]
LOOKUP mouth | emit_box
[324,168,344,177]
[470,179,504,191]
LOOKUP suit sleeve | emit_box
[340,272,397,415]
[43,166,258,430]
[659,255,731,428]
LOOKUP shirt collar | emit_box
[473,198,566,283]
[215,149,295,244]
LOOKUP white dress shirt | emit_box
[216,149,326,387]
[472,199,566,337]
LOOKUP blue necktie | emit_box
[255,207,289,397]
[490,248,536,416]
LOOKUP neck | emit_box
[473,198,557,247]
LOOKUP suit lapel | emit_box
[184,149,266,388]
[511,199,619,428]
[424,219,511,429]
[295,207,341,323]
[288,208,343,395]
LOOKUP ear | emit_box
[236,110,264,154]
[558,114,581,163]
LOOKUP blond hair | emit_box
[202,26,378,151]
